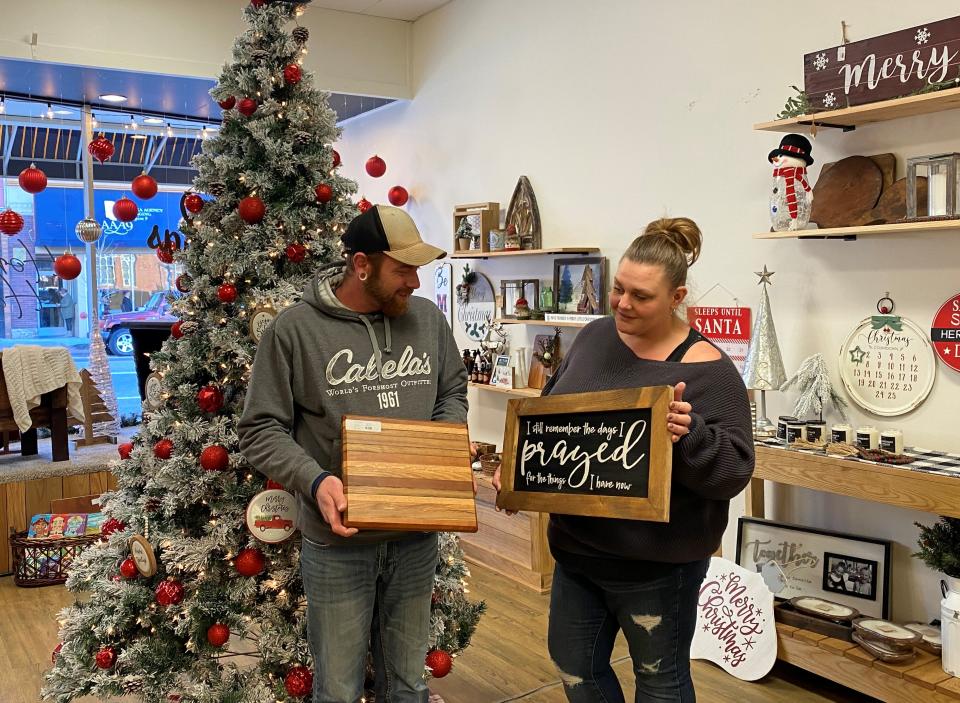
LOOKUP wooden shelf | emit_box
[775,623,959,703]
[450,247,599,259]
[754,86,960,133]
[752,445,960,518]
[753,219,960,240]
[494,318,592,328]
[468,382,541,398]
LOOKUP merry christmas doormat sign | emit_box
[690,558,776,681]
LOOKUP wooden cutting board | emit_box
[858,176,928,225]
[820,153,896,192]
[810,155,883,228]
[342,415,478,532]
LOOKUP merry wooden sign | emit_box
[804,15,960,110]
[496,387,672,521]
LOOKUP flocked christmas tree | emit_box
[44,2,482,701]
[780,353,848,422]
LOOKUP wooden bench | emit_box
[0,353,70,462]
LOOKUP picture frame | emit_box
[496,387,673,521]
[553,256,607,315]
[489,354,514,389]
[736,517,891,618]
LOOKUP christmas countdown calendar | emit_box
[838,314,935,416]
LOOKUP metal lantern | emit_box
[906,152,960,219]
[75,218,103,244]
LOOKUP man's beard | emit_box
[363,276,411,318]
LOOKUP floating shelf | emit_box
[754,85,960,133]
[753,219,960,240]
[450,247,599,259]
[494,318,593,328]
[468,382,541,398]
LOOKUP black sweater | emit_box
[544,317,755,571]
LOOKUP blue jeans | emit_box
[300,532,439,703]
[548,558,710,703]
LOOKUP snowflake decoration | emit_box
[823,92,837,108]
[814,53,828,71]
[916,27,931,45]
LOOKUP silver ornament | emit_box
[75,218,102,244]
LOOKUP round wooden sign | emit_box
[128,535,157,577]
[838,315,936,416]
[144,372,164,410]
[249,305,277,344]
[931,293,960,373]
[458,272,496,342]
[245,489,299,543]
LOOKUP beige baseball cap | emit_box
[341,205,446,266]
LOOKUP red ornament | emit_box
[425,649,453,678]
[265,479,284,490]
[154,438,174,460]
[251,0,264,6]
[218,96,237,110]
[388,185,409,207]
[331,149,341,169]
[283,64,302,85]
[19,164,48,194]
[197,385,224,414]
[95,646,116,670]
[357,198,373,213]
[217,283,238,304]
[100,517,127,538]
[200,445,230,472]
[155,579,185,606]
[120,557,139,579]
[118,442,134,459]
[284,666,314,697]
[207,623,230,648]
[175,274,192,293]
[315,183,333,203]
[157,245,175,264]
[53,253,82,280]
[87,135,115,164]
[237,98,258,117]
[171,321,185,339]
[0,209,25,236]
[239,196,266,224]
[184,193,204,214]
[234,547,266,577]
[52,642,63,664]
[285,243,307,263]
[112,196,139,223]
[131,173,158,200]
[366,155,387,178]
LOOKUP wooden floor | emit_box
[2,564,878,703]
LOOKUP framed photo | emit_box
[736,517,891,618]
[496,386,673,521]
[489,354,514,388]
[553,257,607,315]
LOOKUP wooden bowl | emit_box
[479,453,501,476]
[474,442,496,458]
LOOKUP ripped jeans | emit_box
[547,558,710,703]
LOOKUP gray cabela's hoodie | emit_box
[237,267,468,545]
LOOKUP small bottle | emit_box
[481,358,491,384]
[462,349,472,371]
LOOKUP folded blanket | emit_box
[2,345,85,433]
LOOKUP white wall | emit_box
[338,0,960,622]
[0,0,411,98]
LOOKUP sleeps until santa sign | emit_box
[688,307,751,374]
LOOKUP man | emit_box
[238,205,468,702]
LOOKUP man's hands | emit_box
[314,476,358,538]
[491,465,517,515]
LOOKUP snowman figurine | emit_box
[769,134,814,232]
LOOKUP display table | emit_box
[749,444,960,701]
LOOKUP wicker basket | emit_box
[9,530,98,587]
[479,453,501,477]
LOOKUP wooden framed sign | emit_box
[341,416,477,532]
[496,387,673,521]
[803,15,960,111]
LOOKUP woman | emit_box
[494,217,754,702]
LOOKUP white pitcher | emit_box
[941,577,960,676]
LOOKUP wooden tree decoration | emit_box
[576,265,599,314]
[505,176,541,249]
[780,353,848,422]
[74,368,118,447]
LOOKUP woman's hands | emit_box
[668,382,693,443]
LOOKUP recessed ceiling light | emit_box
[54,109,73,116]
[130,134,148,140]
[99,94,127,103]
[143,117,164,125]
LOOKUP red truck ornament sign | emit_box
[804,15,960,111]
